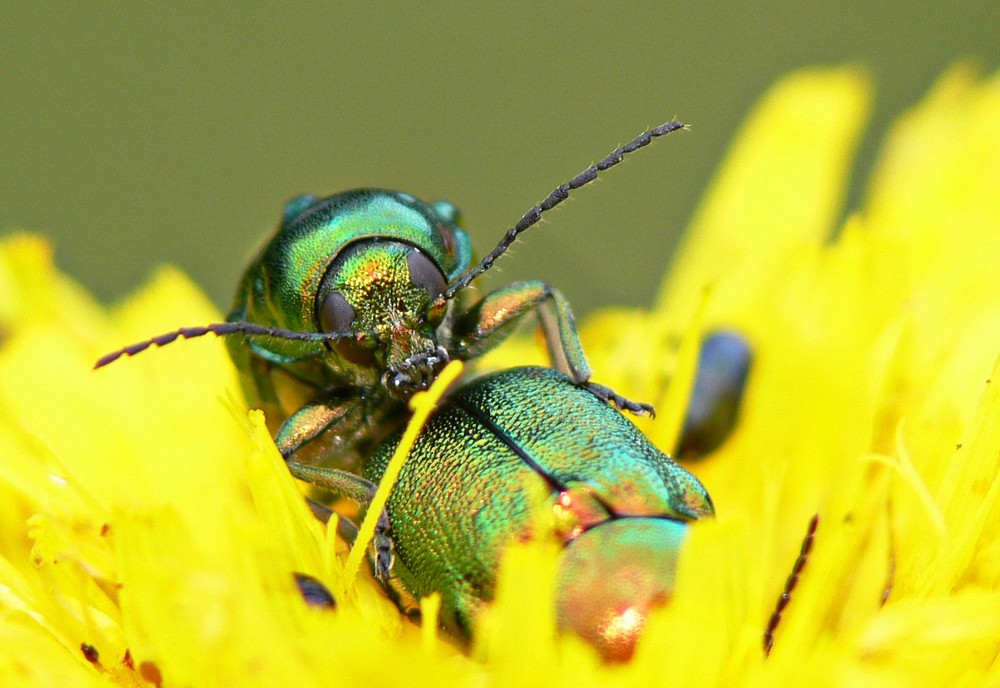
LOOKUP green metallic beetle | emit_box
[346,366,713,661]
[94,122,720,660]
[95,123,707,616]
[293,367,714,660]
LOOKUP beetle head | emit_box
[316,239,451,397]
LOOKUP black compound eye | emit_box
[407,249,446,303]
[319,291,356,334]
[319,292,376,366]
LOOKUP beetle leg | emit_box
[287,461,395,583]
[304,497,376,573]
[453,281,583,371]
[304,498,392,586]
[274,389,403,471]
[584,381,655,417]
[274,394,366,460]
[304,497,361,542]
[452,280,653,415]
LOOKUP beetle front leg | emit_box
[274,390,400,470]
[287,461,394,584]
[452,281,654,416]
[275,394,398,582]
[274,394,366,460]
[454,281,588,376]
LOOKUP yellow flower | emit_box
[2,63,999,686]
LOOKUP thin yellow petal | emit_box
[657,67,873,330]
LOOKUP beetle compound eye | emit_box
[319,291,357,334]
[407,248,447,308]
[320,292,376,366]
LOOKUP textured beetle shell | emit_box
[230,189,472,340]
[363,366,713,648]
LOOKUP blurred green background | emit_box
[3,3,997,316]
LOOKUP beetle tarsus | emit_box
[383,346,450,399]
[584,382,656,418]
[373,510,395,585]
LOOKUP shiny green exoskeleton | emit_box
[97,123,687,579]
[356,366,714,661]
[95,122,690,593]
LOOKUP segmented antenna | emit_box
[441,120,687,301]
[763,514,819,656]
[94,322,351,369]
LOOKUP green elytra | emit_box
[293,367,714,659]
[358,366,714,661]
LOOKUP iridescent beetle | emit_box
[299,366,713,661]
[96,122,705,650]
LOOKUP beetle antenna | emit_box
[94,322,353,369]
[440,120,687,302]
[763,513,819,656]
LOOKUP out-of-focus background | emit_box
[3,3,997,315]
